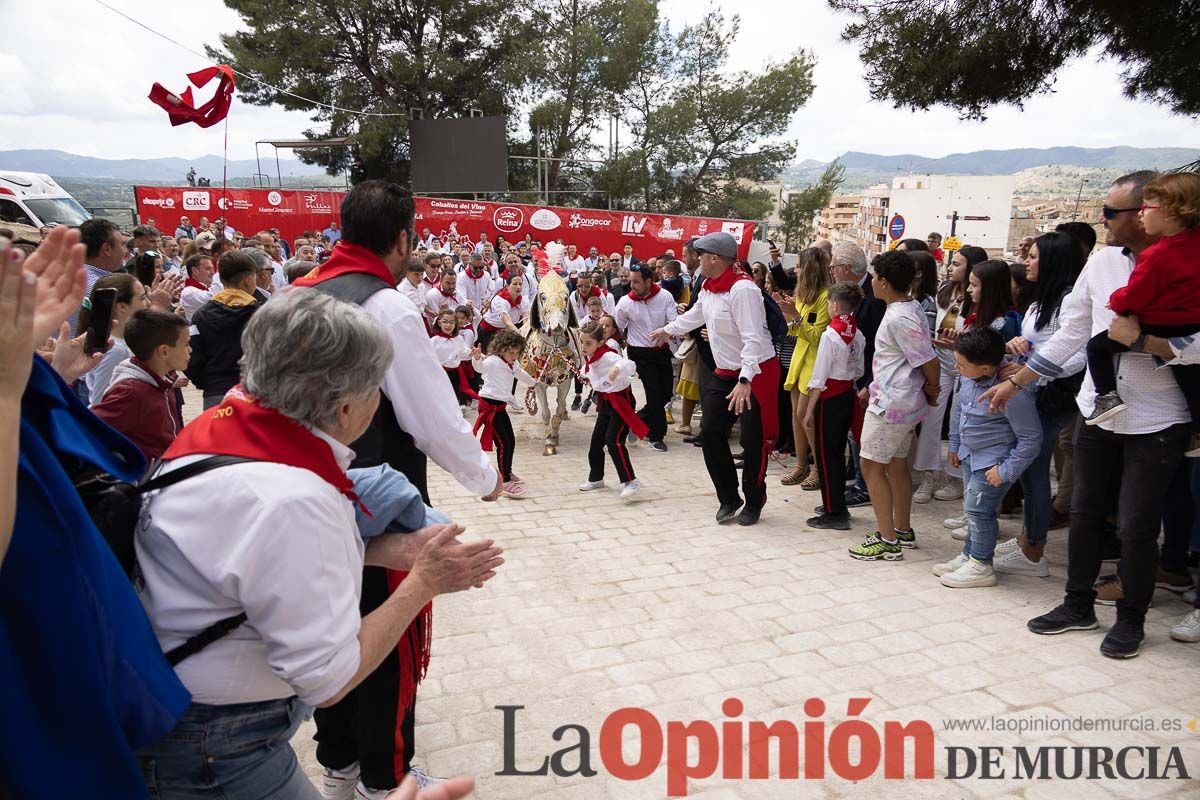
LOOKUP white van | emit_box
[0,172,91,229]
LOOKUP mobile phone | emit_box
[767,239,777,249]
[86,287,118,355]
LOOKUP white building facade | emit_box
[887,174,1014,254]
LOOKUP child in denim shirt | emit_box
[936,328,1042,588]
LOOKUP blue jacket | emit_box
[1,357,190,800]
[948,371,1042,484]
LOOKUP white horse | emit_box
[520,272,582,456]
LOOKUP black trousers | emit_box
[491,407,516,481]
[813,391,854,516]
[701,372,767,509]
[629,346,673,442]
[1065,421,1189,619]
[313,568,418,789]
[588,403,635,483]
[1087,323,1200,423]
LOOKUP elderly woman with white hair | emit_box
[134,289,503,799]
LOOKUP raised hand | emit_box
[19,226,87,343]
[0,241,36,401]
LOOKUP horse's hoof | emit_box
[543,446,556,456]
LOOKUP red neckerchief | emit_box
[586,285,603,298]
[422,275,439,288]
[148,64,235,129]
[585,343,617,367]
[703,266,751,294]
[184,277,208,292]
[829,314,858,344]
[438,286,457,298]
[962,313,977,328]
[466,269,488,282]
[495,288,517,306]
[292,241,395,288]
[431,328,455,338]
[628,283,661,303]
[163,387,361,507]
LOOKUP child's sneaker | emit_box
[893,528,917,548]
[578,479,605,491]
[943,513,967,529]
[407,766,444,790]
[620,479,641,499]
[849,533,903,561]
[932,552,968,577]
[995,537,1021,554]
[1085,391,1126,426]
[319,763,360,800]
[994,548,1051,577]
[950,526,968,541]
[933,476,964,501]
[502,480,527,499]
[940,557,997,588]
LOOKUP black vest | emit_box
[308,273,429,500]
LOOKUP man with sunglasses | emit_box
[981,171,1200,659]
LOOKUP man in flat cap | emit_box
[651,232,779,525]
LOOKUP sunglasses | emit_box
[1102,205,1140,220]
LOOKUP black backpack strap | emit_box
[140,455,258,667]
[139,455,258,493]
[164,613,248,666]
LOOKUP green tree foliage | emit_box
[611,11,816,216]
[778,160,845,251]
[526,0,658,202]
[829,0,1200,119]
[211,0,533,183]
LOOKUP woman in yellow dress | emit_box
[779,247,831,488]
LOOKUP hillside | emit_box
[0,149,327,182]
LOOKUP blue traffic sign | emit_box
[889,214,906,240]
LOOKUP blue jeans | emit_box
[138,697,319,799]
[1018,408,1074,547]
[960,454,1012,563]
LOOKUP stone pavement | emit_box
[218,391,1200,799]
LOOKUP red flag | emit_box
[148,65,236,129]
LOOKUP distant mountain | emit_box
[782,146,1200,195]
[0,149,327,182]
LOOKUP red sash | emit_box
[598,389,649,440]
[472,398,508,451]
[713,357,781,444]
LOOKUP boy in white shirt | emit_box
[577,322,645,499]
[848,250,940,561]
[803,282,866,530]
[471,330,538,498]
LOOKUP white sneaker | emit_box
[943,513,967,529]
[994,548,1051,577]
[1170,609,1200,643]
[933,476,964,501]
[940,557,997,588]
[321,764,360,800]
[950,526,968,541]
[578,479,605,491]
[353,781,389,800]
[995,537,1020,554]
[932,552,968,577]
[620,479,641,499]
[407,767,444,790]
[912,471,935,504]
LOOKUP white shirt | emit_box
[430,332,472,368]
[483,293,531,330]
[808,319,865,391]
[425,286,463,318]
[583,350,638,393]
[570,289,614,325]
[456,270,497,310]
[472,354,537,404]
[398,277,428,314]
[85,336,131,404]
[361,288,499,494]
[136,429,363,706]
[562,255,587,278]
[1028,246,1200,434]
[1020,295,1085,386]
[614,288,677,348]
[664,277,774,380]
[867,300,937,426]
[179,284,212,322]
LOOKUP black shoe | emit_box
[716,502,743,524]
[683,434,703,445]
[571,395,582,412]
[807,512,851,530]
[844,487,871,508]
[1100,618,1144,659]
[737,505,762,526]
[1027,603,1098,635]
[814,504,826,514]
[648,440,668,453]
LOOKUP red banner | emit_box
[133,186,756,259]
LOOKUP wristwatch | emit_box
[738,377,750,385]
[1132,333,1148,352]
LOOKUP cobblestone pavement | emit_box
[181,389,1199,799]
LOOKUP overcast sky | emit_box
[1,0,1197,164]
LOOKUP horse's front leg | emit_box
[538,384,556,455]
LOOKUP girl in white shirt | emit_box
[431,309,476,406]
[578,323,646,499]
[478,274,531,352]
[471,329,537,498]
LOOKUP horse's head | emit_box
[533,272,571,335]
